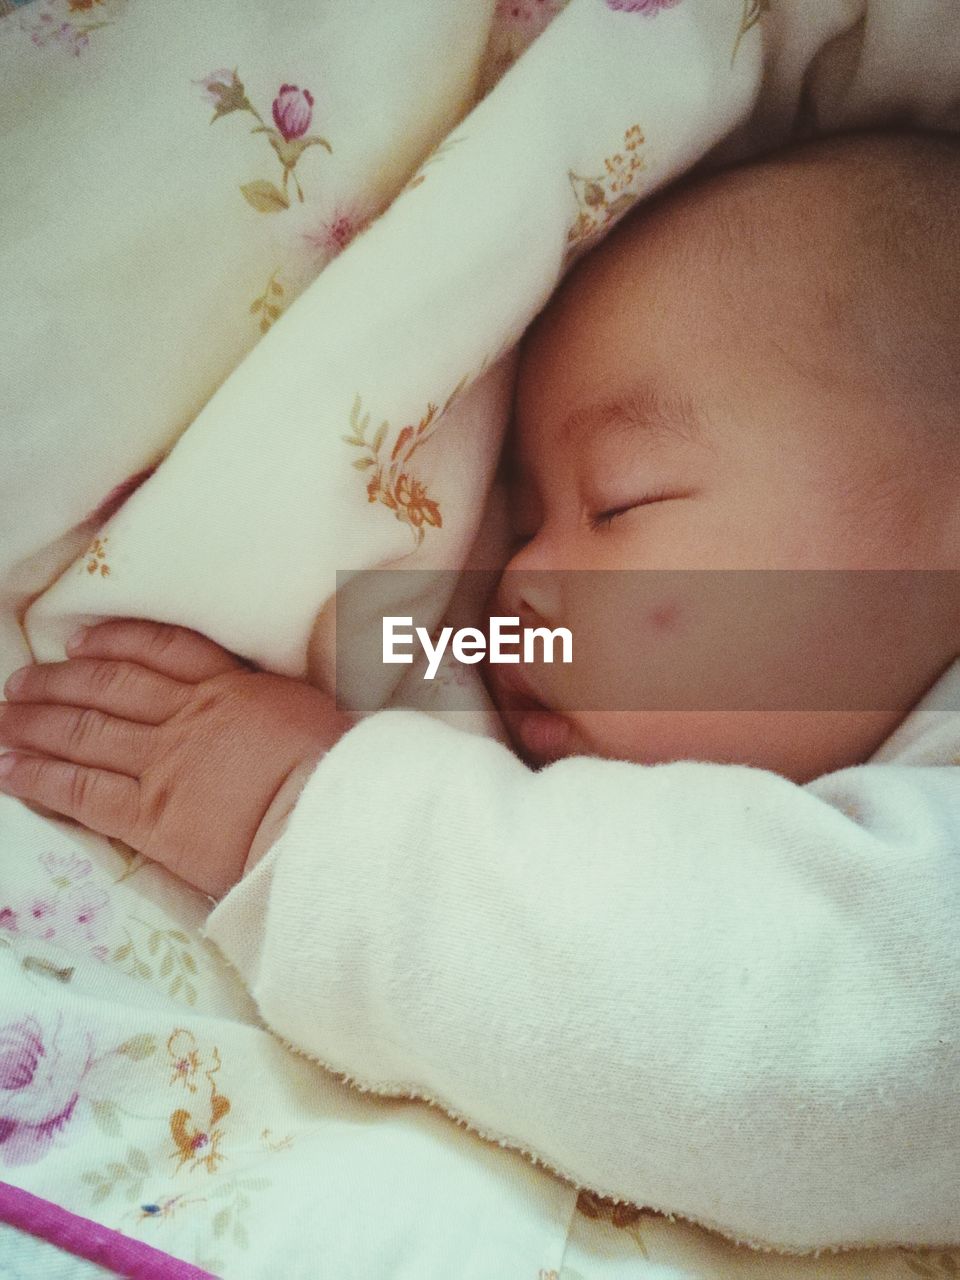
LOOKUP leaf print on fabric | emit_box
[345,380,467,546]
[85,535,111,577]
[731,0,769,65]
[112,918,200,1004]
[249,271,285,335]
[196,69,332,211]
[0,1014,94,1166]
[209,1176,270,1252]
[82,1144,152,1205]
[567,124,646,251]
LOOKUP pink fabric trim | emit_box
[0,1181,218,1279]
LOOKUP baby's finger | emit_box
[67,619,249,683]
[4,659,187,725]
[0,752,139,843]
[0,702,151,777]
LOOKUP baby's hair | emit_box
[756,130,960,419]
[611,129,960,435]
[557,129,959,479]
[527,128,960,561]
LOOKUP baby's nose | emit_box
[496,552,564,627]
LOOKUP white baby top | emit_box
[204,657,960,1253]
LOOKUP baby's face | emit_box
[486,196,958,781]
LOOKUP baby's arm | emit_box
[204,708,960,1253]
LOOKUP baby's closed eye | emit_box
[587,487,697,531]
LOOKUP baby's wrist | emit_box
[245,757,322,875]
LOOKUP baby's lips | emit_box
[515,706,575,766]
[483,660,579,766]
[488,657,550,712]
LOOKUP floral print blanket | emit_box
[2,0,960,1275]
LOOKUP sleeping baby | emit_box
[1,128,959,1250]
[485,123,959,783]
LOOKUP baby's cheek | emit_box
[568,571,804,721]
[564,586,694,711]
[645,600,684,634]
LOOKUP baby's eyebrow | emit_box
[559,383,705,450]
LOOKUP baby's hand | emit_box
[0,621,352,897]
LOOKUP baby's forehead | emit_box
[507,382,710,484]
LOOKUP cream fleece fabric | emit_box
[205,659,960,1252]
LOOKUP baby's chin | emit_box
[564,709,901,782]
[484,659,902,778]
[501,702,580,768]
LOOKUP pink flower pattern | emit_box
[272,85,314,141]
[197,68,236,105]
[195,68,331,211]
[30,17,90,55]
[22,0,128,56]
[303,206,369,262]
[0,1016,94,1166]
[0,852,113,961]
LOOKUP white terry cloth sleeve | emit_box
[204,707,960,1254]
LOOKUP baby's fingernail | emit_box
[4,669,26,697]
[0,754,16,778]
[66,626,90,654]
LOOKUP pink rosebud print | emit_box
[0,1016,93,1166]
[197,68,235,104]
[195,69,249,121]
[272,84,314,141]
[605,0,681,12]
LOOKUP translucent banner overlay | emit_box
[335,569,960,713]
